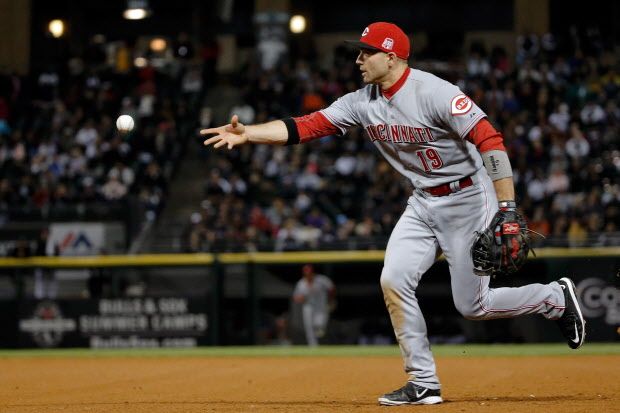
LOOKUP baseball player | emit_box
[293,264,336,346]
[202,22,586,406]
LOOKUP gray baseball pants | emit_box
[380,169,566,389]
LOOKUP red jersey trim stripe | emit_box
[382,67,411,99]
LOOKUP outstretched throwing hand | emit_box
[201,115,248,150]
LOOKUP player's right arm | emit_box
[201,115,288,149]
[201,91,362,150]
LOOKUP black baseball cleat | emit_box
[378,382,442,406]
[556,277,586,349]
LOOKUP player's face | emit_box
[302,265,314,278]
[356,49,390,84]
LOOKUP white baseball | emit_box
[116,115,135,132]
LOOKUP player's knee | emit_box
[380,265,403,292]
[380,270,395,292]
[454,300,487,320]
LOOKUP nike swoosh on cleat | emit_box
[571,322,580,343]
[415,388,428,398]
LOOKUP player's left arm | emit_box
[466,118,515,202]
[431,86,515,201]
[432,87,529,275]
[468,119,530,276]
[491,177,515,202]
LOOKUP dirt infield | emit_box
[2,355,619,413]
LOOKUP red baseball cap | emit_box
[345,22,410,60]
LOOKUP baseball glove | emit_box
[471,206,530,277]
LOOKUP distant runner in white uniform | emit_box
[202,22,586,406]
[293,264,336,346]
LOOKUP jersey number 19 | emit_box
[415,149,444,172]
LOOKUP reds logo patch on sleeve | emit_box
[450,94,473,115]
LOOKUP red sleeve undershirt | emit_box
[292,112,505,153]
[292,112,340,143]
[466,118,506,153]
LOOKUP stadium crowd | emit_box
[0,35,200,229]
[0,29,617,254]
[187,30,620,252]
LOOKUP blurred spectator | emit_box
[466,48,490,78]
[229,100,255,125]
[275,218,302,252]
[565,123,590,159]
[75,118,99,158]
[546,167,570,195]
[527,169,547,204]
[580,99,606,125]
[548,103,570,133]
[567,216,588,247]
[108,162,135,187]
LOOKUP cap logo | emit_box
[362,27,369,37]
[451,94,473,115]
[382,38,394,50]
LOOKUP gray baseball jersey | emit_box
[294,275,334,346]
[294,274,334,310]
[321,68,485,188]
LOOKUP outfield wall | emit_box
[0,248,618,348]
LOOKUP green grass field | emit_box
[0,343,618,358]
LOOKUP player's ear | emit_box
[388,52,398,62]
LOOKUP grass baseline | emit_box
[0,343,618,358]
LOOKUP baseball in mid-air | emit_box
[116,115,135,132]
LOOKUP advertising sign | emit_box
[18,297,209,348]
[48,223,105,256]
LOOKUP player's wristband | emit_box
[498,200,517,211]
[282,118,300,146]
[482,150,513,181]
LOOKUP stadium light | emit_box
[150,38,167,53]
[289,15,307,34]
[134,57,148,68]
[123,0,151,20]
[48,19,65,38]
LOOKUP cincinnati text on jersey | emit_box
[365,124,436,143]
